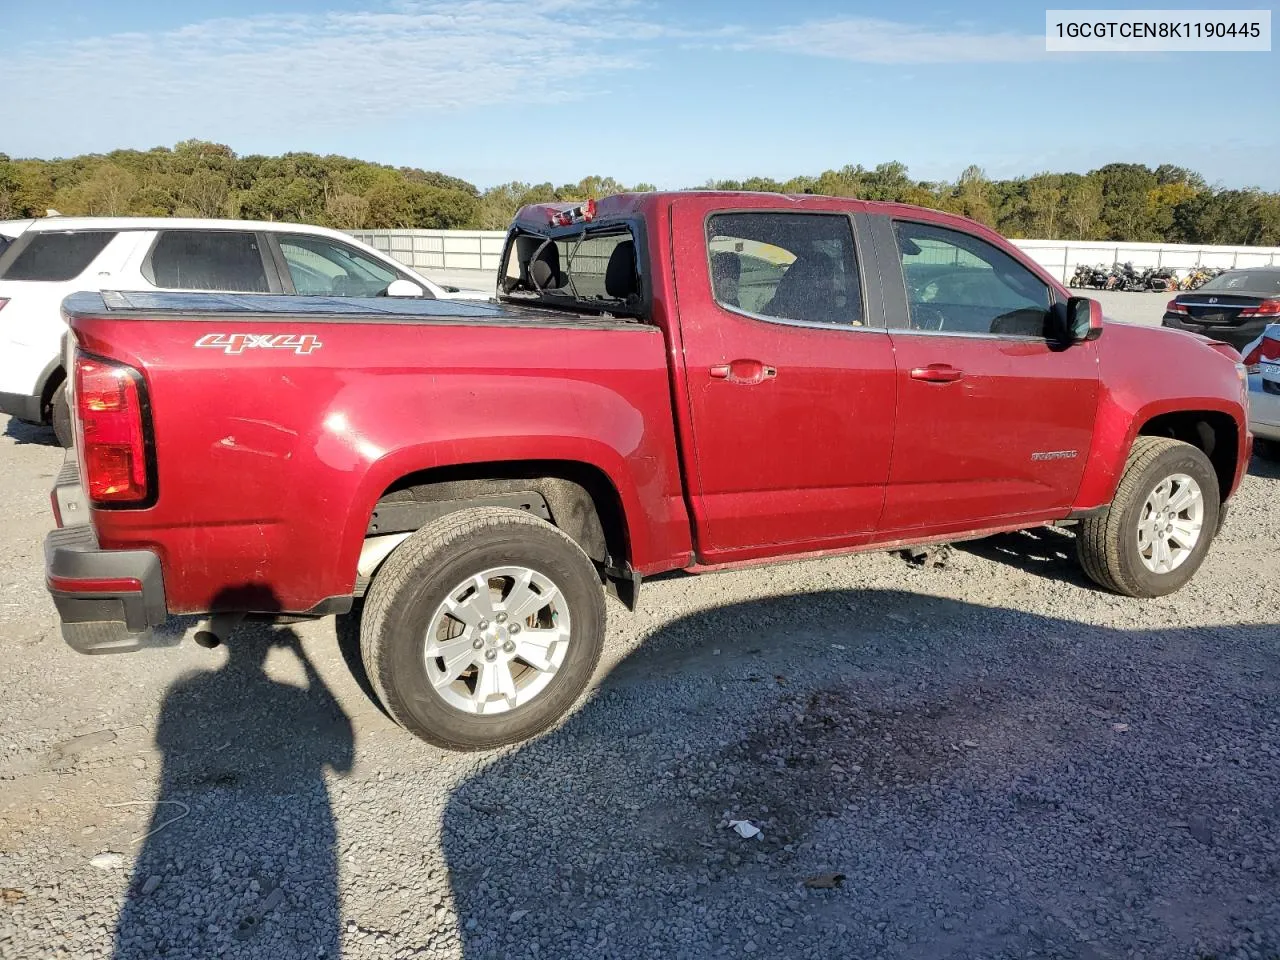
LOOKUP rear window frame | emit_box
[0,229,119,282]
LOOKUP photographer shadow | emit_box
[113,591,353,959]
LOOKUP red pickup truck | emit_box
[45,192,1251,749]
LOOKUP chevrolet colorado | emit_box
[44,192,1252,749]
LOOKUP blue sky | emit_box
[2,0,1276,189]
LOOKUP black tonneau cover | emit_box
[61,290,645,329]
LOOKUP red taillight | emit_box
[0,298,9,312]
[1239,299,1280,318]
[75,354,153,506]
[1166,299,1188,315]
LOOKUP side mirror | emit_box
[1066,296,1103,343]
[385,278,424,298]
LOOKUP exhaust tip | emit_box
[193,630,222,649]
[193,612,244,650]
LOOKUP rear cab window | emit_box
[0,230,118,281]
[499,212,643,317]
[144,230,271,293]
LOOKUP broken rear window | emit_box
[500,227,641,315]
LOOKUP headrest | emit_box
[710,251,740,282]
[529,243,563,289]
[605,240,638,299]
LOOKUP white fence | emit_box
[1014,240,1280,283]
[348,229,507,273]
[351,230,1280,284]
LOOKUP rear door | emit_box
[670,197,897,562]
[870,214,1100,532]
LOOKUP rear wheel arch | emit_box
[363,459,632,572]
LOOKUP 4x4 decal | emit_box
[194,333,322,355]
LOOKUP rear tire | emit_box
[360,507,606,750]
[1077,437,1220,598]
[51,383,72,448]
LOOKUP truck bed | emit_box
[63,290,646,329]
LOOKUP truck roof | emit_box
[512,190,993,236]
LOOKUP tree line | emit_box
[1,141,1277,246]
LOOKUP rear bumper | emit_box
[0,389,41,423]
[45,454,168,654]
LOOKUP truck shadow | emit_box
[441,588,1280,960]
[959,452,1276,578]
[952,526,1089,585]
[112,601,353,959]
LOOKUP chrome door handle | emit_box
[710,360,777,384]
[910,364,964,383]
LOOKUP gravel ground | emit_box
[2,394,1278,959]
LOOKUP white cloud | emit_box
[732,17,1045,63]
[0,0,659,141]
[0,3,1047,157]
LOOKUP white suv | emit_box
[0,217,489,444]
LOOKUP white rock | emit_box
[89,852,124,870]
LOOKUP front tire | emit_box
[360,507,606,750]
[1077,437,1220,597]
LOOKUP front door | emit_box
[872,216,1100,533]
[671,199,897,561]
